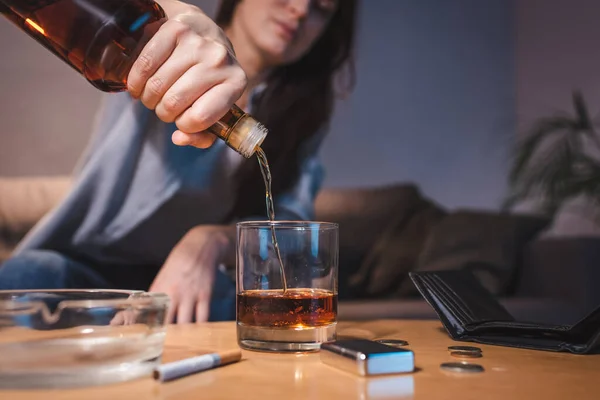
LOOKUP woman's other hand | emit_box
[149,225,234,323]
[128,0,247,149]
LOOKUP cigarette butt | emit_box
[154,349,242,382]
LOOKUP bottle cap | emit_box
[227,116,268,157]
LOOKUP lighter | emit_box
[320,339,415,376]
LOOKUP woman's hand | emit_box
[149,225,234,323]
[128,0,247,149]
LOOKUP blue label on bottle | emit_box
[129,11,150,32]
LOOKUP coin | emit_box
[440,362,484,373]
[450,351,483,359]
[375,339,409,347]
[447,345,482,353]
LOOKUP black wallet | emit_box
[409,270,600,354]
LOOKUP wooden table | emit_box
[4,320,600,400]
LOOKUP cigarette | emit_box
[153,349,242,382]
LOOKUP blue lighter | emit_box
[320,339,415,376]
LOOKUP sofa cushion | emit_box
[397,210,551,296]
[345,199,446,298]
[314,184,428,295]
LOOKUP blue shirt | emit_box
[15,91,326,267]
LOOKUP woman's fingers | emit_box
[165,296,177,324]
[195,298,210,323]
[138,42,196,110]
[175,78,244,135]
[154,65,228,123]
[171,130,216,148]
[127,16,247,145]
[177,299,195,324]
[127,21,187,97]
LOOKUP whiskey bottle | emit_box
[0,0,266,157]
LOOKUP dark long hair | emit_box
[217,0,358,220]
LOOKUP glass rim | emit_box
[0,289,170,311]
[236,220,338,230]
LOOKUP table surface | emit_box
[4,320,600,400]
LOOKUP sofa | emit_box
[1,177,599,325]
[314,184,600,325]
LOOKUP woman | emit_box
[0,0,357,324]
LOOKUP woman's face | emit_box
[231,0,338,67]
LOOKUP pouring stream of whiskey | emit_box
[256,147,288,293]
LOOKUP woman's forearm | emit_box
[181,224,237,268]
[217,224,237,267]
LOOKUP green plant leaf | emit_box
[505,91,600,217]
[572,90,593,130]
[572,90,600,150]
[509,116,579,185]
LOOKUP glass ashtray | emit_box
[0,289,169,389]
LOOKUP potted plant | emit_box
[504,91,600,223]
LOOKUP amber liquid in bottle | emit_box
[237,289,337,328]
[0,0,166,91]
[0,0,267,157]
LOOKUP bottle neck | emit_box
[204,104,267,158]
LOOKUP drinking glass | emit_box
[236,221,338,352]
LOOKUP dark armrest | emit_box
[0,176,72,262]
[516,237,600,312]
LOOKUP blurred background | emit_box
[1,0,599,323]
[2,0,600,212]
